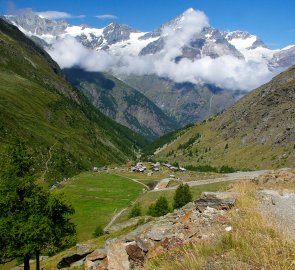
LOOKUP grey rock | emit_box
[270,46,295,69]
[139,38,164,56]
[86,248,107,261]
[107,240,130,270]
[146,223,174,241]
[76,243,96,255]
[135,237,149,252]
[5,9,67,36]
[195,192,237,211]
[75,34,103,49]
[103,22,138,45]
[70,258,84,268]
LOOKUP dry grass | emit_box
[146,181,295,269]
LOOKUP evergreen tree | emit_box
[148,196,170,217]
[173,184,192,209]
[0,141,76,270]
[129,203,142,218]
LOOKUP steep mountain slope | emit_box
[63,68,178,139]
[119,74,237,126]
[0,18,147,183]
[153,66,295,169]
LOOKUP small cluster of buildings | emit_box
[131,162,147,172]
[162,163,187,172]
[130,162,187,173]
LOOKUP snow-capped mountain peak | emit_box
[224,30,267,50]
[3,9,295,75]
[4,9,68,36]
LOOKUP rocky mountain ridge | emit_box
[63,68,179,139]
[4,8,294,70]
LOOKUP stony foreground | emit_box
[57,192,237,270]
[50,169,295,270]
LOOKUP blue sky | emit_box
[0,0,294,49]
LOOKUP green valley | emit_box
[0,18,146,183]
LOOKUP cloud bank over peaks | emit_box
[36,11,85,20]
[47,8,275,91]
[49,37,115,71]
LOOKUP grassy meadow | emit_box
[56,172,144,241]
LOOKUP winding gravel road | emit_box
[150,170,268,192]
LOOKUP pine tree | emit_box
[129,203,142,218]
[0,141,76,270]
[173,184,192,209]
[148,196,170,217]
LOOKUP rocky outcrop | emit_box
[84,249,108,270]
[195,192,237,211]
[252,168,295,185]
[80,193,236,270]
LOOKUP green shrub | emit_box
[219,165,235,173]
[173,184,192,209]
[148,196,170,217]
[185,164,219,173]
[93,225,104,237]
[129,203,142,218]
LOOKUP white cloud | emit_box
[47,9,278,91]
[36,11,85,20]
[161,9,209,60]
[49,37,115,71]
[95,14,118,20]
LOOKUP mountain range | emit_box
[4,8,294,70]
[3,8,295,138]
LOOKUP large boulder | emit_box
[86,249,107,261]
[195,192,237,211]
[107,240,130,270]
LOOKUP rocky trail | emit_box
[41,141,58,181]
[260,189,295,239]
[258,169,295,239]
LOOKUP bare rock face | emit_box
[195,192,237,211]
[86,249,107,261]
[107,240,130,270]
